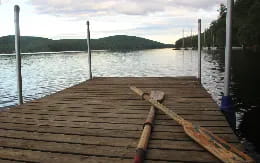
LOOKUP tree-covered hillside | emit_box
[0,35,173,53]
[175,0,260,49]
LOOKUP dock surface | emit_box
[0,77,242,162]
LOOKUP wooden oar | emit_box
[130,86,255,163]
[134,91,165,163]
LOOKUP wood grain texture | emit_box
[0,77,244,162]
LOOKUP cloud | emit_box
[170,0,224,10]
[28,0,224,16]
[13,0,224,43]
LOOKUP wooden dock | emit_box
[0,77,243,162]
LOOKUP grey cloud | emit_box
[28,0,224,16]
[171,0,224,9]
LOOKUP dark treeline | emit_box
[0,35,173,53]
[175,0,260,49]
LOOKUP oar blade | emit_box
[184,125,255,163]
[150,91,165,102]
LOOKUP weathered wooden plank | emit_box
[0,118,234,134]
[0,159,21,163]
[0,137,135,158]
[0,128,241,152]
[4,108,224,116]
[0,77,243,162]
[0,129,137,147]
[0,114,230,127]
[0,137,220,162]
[9,104,221,112]
[145,149,220,162]
[1,109,225,119]
[0,147,132,163]
[0,112,226,121]
[0,123,239,142]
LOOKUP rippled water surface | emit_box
[0,49,199,107]
[0,48,260,158]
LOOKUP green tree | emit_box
[175,0,260,49]
[218,3,227,18]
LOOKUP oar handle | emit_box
[130,86,148,99]
[133,89,165,163]
[134,149,145,163]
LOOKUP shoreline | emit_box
[0,50,109,56]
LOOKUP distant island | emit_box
[0,35,173,53]
[175,0,260,50]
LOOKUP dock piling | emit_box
[14,5,23,105]
[182,29,185,49]
[198,19,202,83]
[86,21,92,79]
[191,29,193,49]
[204,28,206,48]
[221,0,233,111]
[221,0,235,129]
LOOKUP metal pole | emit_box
[182,29,185,49]
[221,0,235,129]
[86,21,92,79]
[224,0,233,97]
[14,5,23,105]
[213,34,215,49]
[191,29,193,49]
[204,29,206,48]
[211,28,213,48]
[198,19,201,83]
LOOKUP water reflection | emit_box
[202,49,260,157]
[0,49,200,107]
[92,49,197,77]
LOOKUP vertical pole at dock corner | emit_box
[14,5,23,105]
[86,21,92,80]
[191,29,193,49]
[204,28,206,48]
[182,29,185,49]
[213,34,215,49]
[221,0,236,129]
[198,19,202,84]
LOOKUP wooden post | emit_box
[86,21,92,79]
[198,19,201,83]
[14,5,23,105]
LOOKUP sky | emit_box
[0,0,226,44]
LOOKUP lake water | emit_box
[0,48,259,159]
[0,49,198,107]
